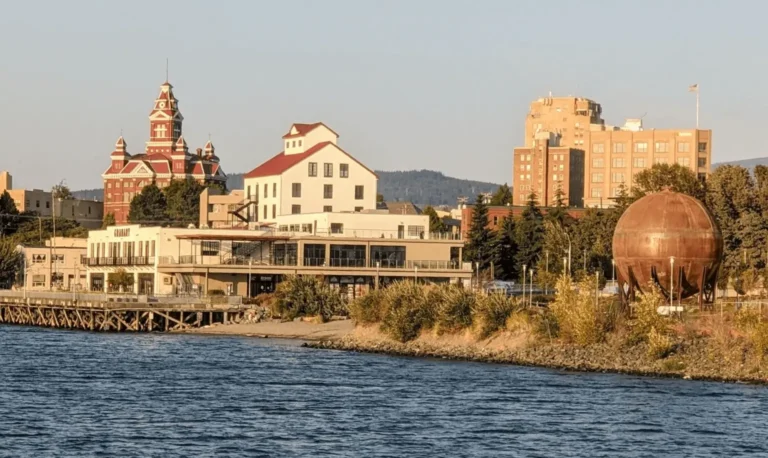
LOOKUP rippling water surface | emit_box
[1,326,767,457]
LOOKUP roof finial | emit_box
[165,58,169,82]
[208,133,211,141]
[120,128,123,137]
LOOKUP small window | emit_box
[324,163,333,177]
[655,142,669,153]
[330,223,343,234]
[298,140,302,147]
[591,188,602,198]
[678,142,690,152]
[592,158,604,168]
[285,141,290,149]
[354,206,363,212]
[32,275,46,287]
[292,205,301,214]
[677,157,691,167]
[592,143,604,154]
[698,142,707,153]
[355,185,364,200]
[634,142,648,153]
[612,158,625,168]
[633,157,646,168]
[263,184,268,197]
[323,205,333,212]
[201,241,220,256]
[340,163,349,178]
[263,205,267,219]
[36,200,40,208]
[272,183,276,198]
[308,162,318,177]
[272,204,276,219]
[698,157,707,168]
[292,140,296,148]
[613,143,625,153]
[407,225,425,238]
[654,157,668,165]
[324,184,333,199]
[492,216,498,225]
[611,173,625,183]
[292,183,301,198]
[591,173,604,183]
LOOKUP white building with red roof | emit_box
[102,81,227,224]
[243,122,377,222]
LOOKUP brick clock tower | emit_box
[102,81,226,224]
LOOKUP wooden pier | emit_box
[0,291,252,333]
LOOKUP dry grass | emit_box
[473,292,521,339]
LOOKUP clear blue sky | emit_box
[1,0,764,190]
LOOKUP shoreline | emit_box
[173,319,355,341]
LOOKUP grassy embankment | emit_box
[279,276,768,383]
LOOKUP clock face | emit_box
[159,101,166,108]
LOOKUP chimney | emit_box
[196,148,203,157]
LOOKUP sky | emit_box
[1,0,766,190]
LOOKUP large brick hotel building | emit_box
[102,81,227,223]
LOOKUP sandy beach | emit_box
[177,319,355,341]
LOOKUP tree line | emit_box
[123,179,225,227]
[463,162,768,295]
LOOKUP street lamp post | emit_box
[545,251,549,295]
[247,258,252,298]
[529,269,534,307]
[376,261,380,290]
[670,256,675,315]
[522,264,527,305]
[611,259,615,284]
[414,265,418,284]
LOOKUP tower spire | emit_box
[165,58,169,83]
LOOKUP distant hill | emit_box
[73,169,501,207]
[713,157,768,170]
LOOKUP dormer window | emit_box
[292,141,296,147]
[286,141,290,149]
[298,140,302,147]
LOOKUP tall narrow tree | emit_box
[513,192,544,276]
[464,194,494,272]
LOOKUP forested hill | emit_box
[73,169,502,206]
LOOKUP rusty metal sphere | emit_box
[612,189,723,299]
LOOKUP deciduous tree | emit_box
[632,163,705,201]
[164,179,205,227]
[128,184,167,225]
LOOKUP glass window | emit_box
[591,173,604,183]
[407,225,425,238]
[613,143,625,153]
[592,143,604,154]
[263,205,267,219]
[634,142,648,153]
[698,157,707,167]
[678,142,690,152]
[330,223,343,234]
[698,142,707,152]
[291,205,301,214]
[330,245,366,267]
[654,157,668,164]
[677,157,690,167]
[323,205,333,212]
[612,158,625,168]
[340,163,349,178]
[272,204,276,219]
[355,185,364,200]
[371,245,406,268]
[273,243,298,266]
[655,142,669,153]
[592,158,604,168]
[324,163,333,177]
[272,183,276,198]
[633,157,646,168]
[611,173,625,183]
[263,184,268,197]
[303,244,326,266]
[324,184,333,199]
[591,188,602,198]
[292,183,301,198]
[201,241,220,256]
[308,162,317,177]
[354,206,363,212]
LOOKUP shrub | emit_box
[474,292,520,339]
[550,275,606,346]
[349,288,387,324]
[273,275,346,322]
[208,289,226,296]
[380,281,431,342]
[629,282,668,344]
[434,285,475,335]
[736,307,768,361]
[647,326,674,359]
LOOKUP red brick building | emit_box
[460,205,586,237]
[102,81,227,223]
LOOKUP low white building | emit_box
[272,211,430,239]
[242,123,378,222]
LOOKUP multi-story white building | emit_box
[17,237,87,291]
[242,123,377,222]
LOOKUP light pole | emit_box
[562,257,567,276]
[247,258,252,298]
[564,231,572,276]
[530,269,534,307]
[669,256,675,313]
[414,265,418,284]
[545,251,549,295]
[611,259,615,284]
[522,264,527,304]
[376,261,380,290]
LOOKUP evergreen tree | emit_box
[422,205,447,233]
[128,184,167,225]
[164,179,206,227]
[102,213,116,229]
[464,194,494,271]
[0,191,20,237]
[489,184,513,206]
[489,213,516,280]
[513,192,544,277]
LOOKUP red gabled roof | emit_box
[122,162,140,174]
[244,142,330,178]
[151,161,170,174]
[282,122,339,139]
[243,141,378,179]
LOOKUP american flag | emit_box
[688,84,699,92]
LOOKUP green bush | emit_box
[434,285,475,335]
[647,326,674,359]
[273,275,346,322]
[349,288,387,324]
[550,275,606,346]
[474,292,520,339]
[380,281,431,342]
[629,282,669,345]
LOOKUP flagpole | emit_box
[696,85,700,129]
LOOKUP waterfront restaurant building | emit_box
[85,223,469,298]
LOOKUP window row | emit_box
[592,142,708,154]
[290,184,365,200]
[307,162,350,178]
[89,240,156,258]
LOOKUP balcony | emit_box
[86,257,155,267]
[158,256,468,271]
